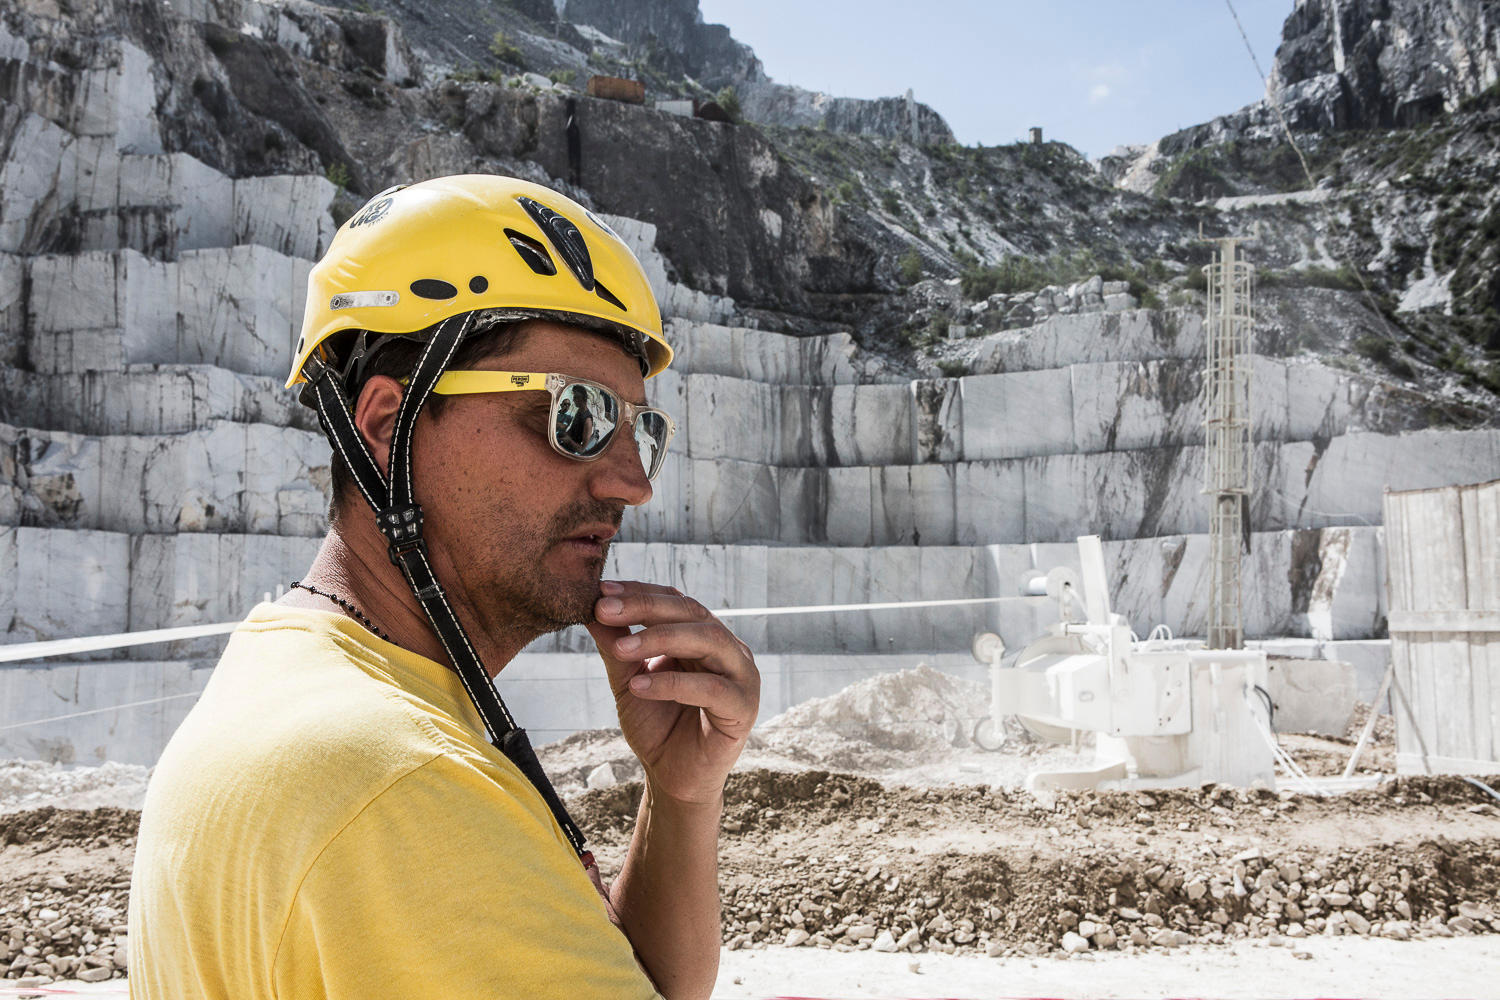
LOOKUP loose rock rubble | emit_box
[573,772,1500,958]
[0,809,137,985]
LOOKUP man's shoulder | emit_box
[139,611,508,862]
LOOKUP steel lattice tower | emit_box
[1202,236,1254,650]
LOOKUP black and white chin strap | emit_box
[304,313,594,868]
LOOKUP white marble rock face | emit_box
[2,421,329,536]
[0,658,217,765]
[0,526,131,645]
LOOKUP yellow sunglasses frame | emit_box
[424,370,676,479]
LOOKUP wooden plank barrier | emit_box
[1384,478,1500,774]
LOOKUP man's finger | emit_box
[611,622,756,679]
[595,583,713,628]
[627,670,754,732]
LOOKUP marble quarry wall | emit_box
[2,0,1497,764]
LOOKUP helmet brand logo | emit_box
[509,374,529,387]
[349,196,394,228]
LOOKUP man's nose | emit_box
[590,426,654,507]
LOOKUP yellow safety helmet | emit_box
[287,174,672,388]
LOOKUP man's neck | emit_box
[284,524,537,680]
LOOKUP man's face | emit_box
[411,320,654,636]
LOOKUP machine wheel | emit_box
[972,715,1005,752]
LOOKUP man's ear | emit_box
[352,376,404,479]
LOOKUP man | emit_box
[128,175,759,999]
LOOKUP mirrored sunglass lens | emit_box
[635,411,669,479]
[553,383,618,457]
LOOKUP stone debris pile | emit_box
[965,275,1141,334]
[0,808,136,987]
[758,664,986,753]
[563,769,1500,958]
[0,760,151,815]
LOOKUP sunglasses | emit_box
[426,370,676,481]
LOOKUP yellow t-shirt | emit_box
[128,603,660,999]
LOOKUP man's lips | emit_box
[556,524,617,555]
[563,524,618,544]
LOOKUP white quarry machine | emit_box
[974,536,1275,792]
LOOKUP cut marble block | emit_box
[667,320,859,384]
[1070,360,1202,454]
[953,461,1026,545]
[174,246,304,376]
[662,281,734,324]
[872,464,958,546]
[820,466,876,546]
[961,368,1075,460]
[0,252,22,364]
[0,108,72,252]
[1265,429,1500,531]
[761,546,994,654]
[830,382,913,466]
[127,531,320,635]
[233,173,337,259]
[972,308,1206,374]
[1320,639,1392,705]
[28,246,307,375]
[74,40,162,152]
[1031,527,1387,642]
[618,450,690,543]
[686,373,779,464]
[779,383,911,467]
[28,249,171,339]
[618,427,1500,547]
[1266,656,1357,735]
[117,152,234,250]
[2,420,329,536]
[0,658,215,766]
[911,378,963,464]
[25,327,128,375]
[1296,525,1387,641]
[690,456,779,543]
[0,526,130,645]
[0,365,314,436]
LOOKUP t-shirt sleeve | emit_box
[271,752,663,1000]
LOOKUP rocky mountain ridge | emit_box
[0,0,1496,411]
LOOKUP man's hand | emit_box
[587,580,759,806]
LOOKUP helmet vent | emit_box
[505,229,558,276]
[469,275,489,294]
[593,279,627,313]
[516,196,595,290]
[410,279,458,300]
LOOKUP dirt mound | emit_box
[0,807,140,849]
[761,664,986,752]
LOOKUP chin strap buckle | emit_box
[378,503,428,566]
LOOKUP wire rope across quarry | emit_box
[0,595,1041,734]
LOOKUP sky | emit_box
[695,0,1295,159]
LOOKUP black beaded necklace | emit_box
[288,580,393,643]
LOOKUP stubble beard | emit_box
[475,498,623,636]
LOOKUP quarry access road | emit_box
[713,935,1500,998]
